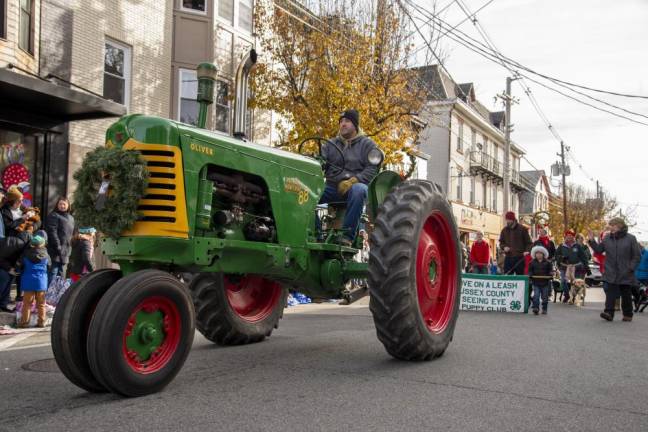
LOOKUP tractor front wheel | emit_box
[368,180,461,360]
[190,273,287,345]
[51,269,123,392]
[86,270,195,397]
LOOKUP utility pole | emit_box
[596,180,600,199]
[559,141,569,232]
[502,77,514,213]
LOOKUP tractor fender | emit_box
[366,170,403,222]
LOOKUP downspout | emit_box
[232,49,257,140]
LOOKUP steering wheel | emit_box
[298,137,345,179]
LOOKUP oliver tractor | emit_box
[51,60,462,397]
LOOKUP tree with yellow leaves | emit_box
[251,0,428,166]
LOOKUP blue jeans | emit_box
[559,268,570,301]
[532,284,549,311]
[0,269,14,308]
[319,183,368,241]
[471,265,488,274]
[49,262,65,287]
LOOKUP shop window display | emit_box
[0,131,37,207]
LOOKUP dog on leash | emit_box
[569,279,587,306]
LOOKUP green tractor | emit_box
[51,60,462,397]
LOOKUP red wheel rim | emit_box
[122,296,181,374]
[416,211,459,334]
[225,275,282,323]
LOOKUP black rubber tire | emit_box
[189,273,287,346]
[368,180,462,360]
[51,269,123,393]
[86,270,195,397]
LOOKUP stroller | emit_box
[635,281,648,313]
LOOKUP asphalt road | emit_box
[1,295,647,432]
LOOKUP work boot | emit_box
[600,312,613,321]
[532,308,539,315]
[622,316,632,322]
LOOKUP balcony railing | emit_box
[469,151,503,178]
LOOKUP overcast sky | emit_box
[410,0,648,241]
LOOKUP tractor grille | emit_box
[122,141,189,238]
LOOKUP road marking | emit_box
[2,342,51,352]
[0,333,34,350]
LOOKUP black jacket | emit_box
[1,204,40,238]
[589,228,641,286]
[322,135,380,186]
[0,233,31,271]
[68,237,95,274]
[528,259,553,287]
[499,223,532,257]
[555,242,589,269]
[45,210,75,264]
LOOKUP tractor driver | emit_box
[320,109,382,246]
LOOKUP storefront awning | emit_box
[0,68,126,131]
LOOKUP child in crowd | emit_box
[68,227,96,282]
[18,233,50,328]
[527,245,553,315]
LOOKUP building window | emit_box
[218,0,234,24]
[1,0,6,39]
[238,0,253,32]
[456,169,463,202]
[482,180,488,209]
[470,128,476,152]
[180,0,206,13]
[19,0,34,54]
[178,69,199,126]
[492,183,498,212]
[469,176,475,205]
[103,40,131,107]
[215,28,234,76]
[215,80,231,133]
[457,119,463,152]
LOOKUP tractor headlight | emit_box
[367,148,384,166]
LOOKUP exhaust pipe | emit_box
[233,49,257,140]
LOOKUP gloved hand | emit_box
[337,177,358,196]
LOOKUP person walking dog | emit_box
[588,218,641,322]
[498,212,532,275]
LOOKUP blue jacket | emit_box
[20,248,50,292]
[636,248,648,281]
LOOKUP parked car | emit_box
[585,263,603,286]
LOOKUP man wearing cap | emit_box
[556,229,590,303]
[498,211,532,275]
[319,109,381,246]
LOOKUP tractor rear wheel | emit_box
[51,269,122,393]
[86,270,195,397]
[368,180,461,360]
[190,273,287,345]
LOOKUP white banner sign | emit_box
[460,275,529,313]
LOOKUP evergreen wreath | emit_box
[73,147,148,239]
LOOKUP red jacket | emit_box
[470,240,490,266]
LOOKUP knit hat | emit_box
[531,245,549,259]
[6,185,23,202]
[564,229,575,237]
[505,211,516,221]
[31,235,46,247]
[339,109,360,131]
[78,227,96,234]
[34,229,48,243]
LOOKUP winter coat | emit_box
[45,210,75,264]
[1,204,40,238]
[470,240,490,266]
[498,222,532,258]
[635,248,648,282]
[19,247,50,292]
[0,232,31,271]
[322,135,380,186]
[555,242,589,269]
[589,228,641,286]
[533,237,556,260]
[528,259,553,287]
[67,236,95,275]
